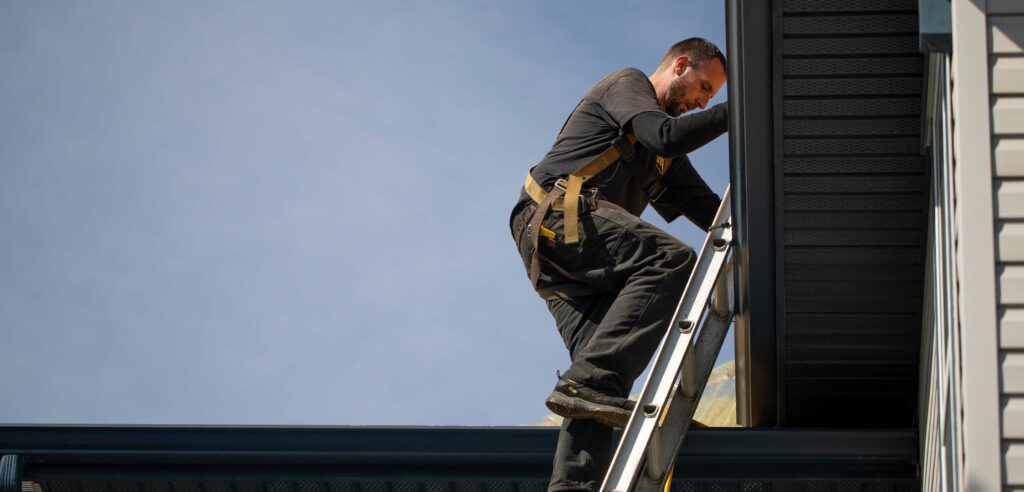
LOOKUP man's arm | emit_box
[648,155,722,230]
[626,102,728,157]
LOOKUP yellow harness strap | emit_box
[524,134,638,244]
[656,155,672,175]
[523,171,551,207]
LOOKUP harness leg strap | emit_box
[527,186,565,289]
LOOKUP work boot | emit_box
[545,377,634,428]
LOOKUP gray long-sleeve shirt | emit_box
[516,67,727,230]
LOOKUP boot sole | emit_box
[545,391,631,428]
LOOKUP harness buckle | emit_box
[648,182,667,203]
[551,179,600,213]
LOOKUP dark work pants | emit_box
[510,201,695,492]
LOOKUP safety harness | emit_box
[520,133,674,297]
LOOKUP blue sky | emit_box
[0,1,730,426]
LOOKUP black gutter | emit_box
[1,426,917,481]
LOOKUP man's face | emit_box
[664,57,726,117]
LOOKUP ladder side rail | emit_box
[601,188,733,492]
[633,270,735,492]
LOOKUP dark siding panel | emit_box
[783,15,918,35]
[784,176,926,193]
[784,194,925,211]
[785,298,921,314]
[787,329,919,346]
[785,247,923,265]
[786,379,917,393]
[784,157,925,174]
[784,57,923,76]
[786,313,920,330]
[786,340,918,360]
[787,360,916,378]
[784,118,921,137]
[783,137,921,155]
[776,0,927,427]
[785,281,923,298]
[784,212,925,229]
[783,98,921,117]
[784,37,919,56]
[783,78,923,97]
[784,230,923,246]
[785,264,923,282]
[783,0,917,13]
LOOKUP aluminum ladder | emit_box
[601,186,735,492]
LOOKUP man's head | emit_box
[651,38,727,117]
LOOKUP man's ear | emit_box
[674,55,690,75]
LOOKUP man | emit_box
[508,38,729,491]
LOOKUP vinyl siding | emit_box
[996,138,1024,177]
[990,2,1024,488]
[1002,308,1024,348]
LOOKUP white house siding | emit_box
[990,4,1024,490]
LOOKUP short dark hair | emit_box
[660,37,726,71]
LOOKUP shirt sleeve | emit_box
[594,70,663,128]
[649,155,723,230]
[627,102,728,157]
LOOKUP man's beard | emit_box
[666,77,690,116]
[667,97,687,117]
